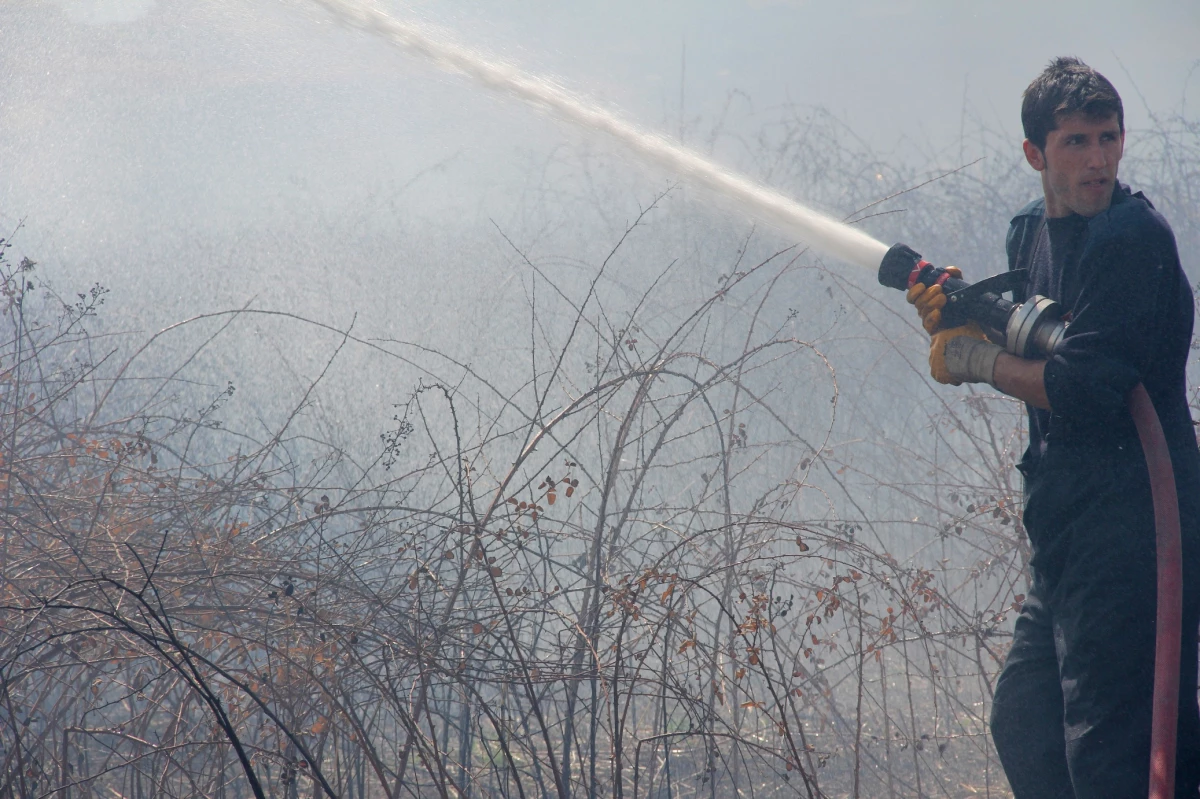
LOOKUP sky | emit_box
[417,0,1200,143]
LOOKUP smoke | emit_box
[59,0,156,25]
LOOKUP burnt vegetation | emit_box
[2,103,1198,799]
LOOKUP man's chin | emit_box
[1072,180,1115,216]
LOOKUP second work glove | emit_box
[906,265,962,333]
[930,323,1003,386]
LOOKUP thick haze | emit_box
[4,9,1199,796]
[2,0,1198,419]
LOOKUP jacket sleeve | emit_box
[1042,210,1180,420]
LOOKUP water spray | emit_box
[307,0,889,271]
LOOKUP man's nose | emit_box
[1086,141,1110,168]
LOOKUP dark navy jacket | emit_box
[1006,183,1199,478]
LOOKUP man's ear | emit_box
[1022,139,1046,171]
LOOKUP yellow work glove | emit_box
[905,265,962,333]
[929,323,1002,386]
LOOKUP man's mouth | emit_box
[1080,177,1110,190]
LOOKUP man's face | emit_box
[1022,112,1124,218]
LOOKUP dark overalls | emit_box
[989,184,1200,798]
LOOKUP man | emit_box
[908,57,1200,797]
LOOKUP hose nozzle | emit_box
[877,243,927,290]
[878,242,1067,358]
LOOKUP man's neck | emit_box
[1040,172,1072,218]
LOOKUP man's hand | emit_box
[906,265,962,333]
[930,323,1003,386]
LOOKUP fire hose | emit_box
[879,244,1183,799]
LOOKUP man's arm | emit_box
[992,354,1050,410]
[923,205,1178,411]
[927,326,1052,408]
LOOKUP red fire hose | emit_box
[1129,383,1183,799]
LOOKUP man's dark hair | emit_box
[1021,56,1124,150]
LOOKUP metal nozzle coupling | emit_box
[1005,295,1067,359]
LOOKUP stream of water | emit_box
[308,0,891,271]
